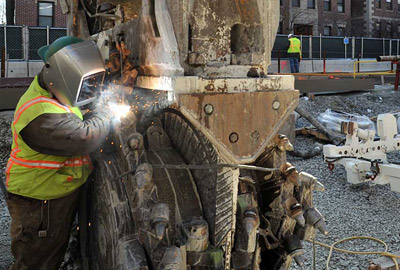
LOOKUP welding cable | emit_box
[113,163,280,181]
[309,236,400,270]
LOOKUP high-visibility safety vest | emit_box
[5,76,92,200]
[288,38,302,56]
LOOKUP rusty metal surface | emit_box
[76,0,279,76]
[178,90,299,164]
[135,75,295,93]
[99,0,141,21]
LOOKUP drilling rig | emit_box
[62,0,328,269]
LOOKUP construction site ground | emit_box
[1,87,400,269]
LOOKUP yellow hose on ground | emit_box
[309,236,400,270]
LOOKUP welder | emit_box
[4,36,110,270]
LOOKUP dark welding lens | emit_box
[78,72,105,102]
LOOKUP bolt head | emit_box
[272,100,281,110]
[204,104,214,115]
[229,132,239,143]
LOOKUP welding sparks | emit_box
[108,102,130,121]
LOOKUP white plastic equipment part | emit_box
[323,114,400,193]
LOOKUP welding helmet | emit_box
[38,36,106,107]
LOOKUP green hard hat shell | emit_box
[38,36,84,62]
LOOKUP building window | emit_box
[323,26,332,36]
[376,0,382,8]
[292,0,300,7]
[280,0,283,6]
[338,27,345,36]
[38,2,54,27]
[324,0,331,11]
[338,0,345,12]
[387,23,392,37]
[376,22,381,37]
[386,0,393,9]
[308,0,316,9]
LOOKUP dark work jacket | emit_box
[20,75,111,157]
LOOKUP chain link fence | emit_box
[272,34,400,59]
[0,25,66,61]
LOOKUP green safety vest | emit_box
[5,76,92,200]
[288,38,302,56]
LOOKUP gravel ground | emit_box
[1,88,400,269]
[0,111,14,270]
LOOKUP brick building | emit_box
[279,0,352,36]
[351,0,400,38]
[15,0,66,27]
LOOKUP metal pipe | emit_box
[4,25,7,78]
[278,50,281,73]
[24,26,29,77]
[396,63,400,91]
[352,37,355,59]
[47,26,50,45]
[376,55,400,62]
[383,38,385,56]
[319,33,322,60]
[390,39,392,56]
[344,36,347,59]
[397,39,399,55]
[300,35,303,57]
[1,47,5,78]
[361,37,364,58]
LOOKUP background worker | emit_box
[4,36,111,270]
[287,34,302,73]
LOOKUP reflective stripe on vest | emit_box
[9,155,91,170]
[10,96,72,157]
[288,38,302,55]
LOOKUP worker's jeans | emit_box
[6,189,80,270]
[289,56,300,73]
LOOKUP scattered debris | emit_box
[317,109,375,138]
[295,106,342,145]
[296,127,330,142]
[289,142,323,159]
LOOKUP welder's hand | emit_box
[299,56,302,62]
